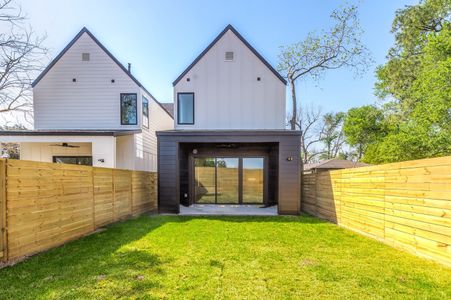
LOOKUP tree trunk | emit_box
[358,144,363,160]
[289,77,303,171]
[300,136,307,171]
[289,78,297,130]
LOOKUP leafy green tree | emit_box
[375,0,450,111]
[358,0,451,163]
[319,112,346,160]
[343,106,386,160]
[367,24,450,163]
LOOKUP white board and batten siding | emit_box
[31,29,174,172]
[174,29,286,130]
[112,88,173,172]
[132,88,173,172]
[33,31,141,130]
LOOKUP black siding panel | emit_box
[157,132,301,215]
[158,137,179,213]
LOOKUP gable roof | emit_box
[172,24,287,86]
[160,103,174,118]
[32,27,173,119]
[304,159,369,171]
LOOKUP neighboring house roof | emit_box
[172,24,287,86]
[31,27,173,119]
[304,159,369,171]
[0,130,141,137]
[160,103,174,118]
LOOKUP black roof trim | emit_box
[0,129,141,137]
[156,130,300,136]
[172,24,287,86]
[31,27,173,120]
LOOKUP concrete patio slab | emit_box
[178,204,278,216]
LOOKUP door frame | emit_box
[190,154,268,205]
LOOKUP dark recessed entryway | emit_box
[156,130,301,215]
[179,142,278,209]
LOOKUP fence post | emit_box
[92,167,96,230]
[112,169,116,222]
[130,171,133,217]
[1,159,8,261]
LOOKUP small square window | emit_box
[225,51,234,61]
[82,53,90,61]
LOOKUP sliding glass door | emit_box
[194,158,216,203]
[242,158,264,204]
[216,158,239,203]
[194,157,264,204]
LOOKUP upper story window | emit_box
[177,93,194,125]
[82,53,90,61]
[142,96,149,128]
[120,93,137,125]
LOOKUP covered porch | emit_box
[157,130,301,215]
[0,129,139,168]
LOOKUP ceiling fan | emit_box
[49,143,80,148]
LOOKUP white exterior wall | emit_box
[33,32,140,130]
[115,89,173,172]
[28,29,175,171]
[133,88,174,172]
[174,29,286,130]
[20,142,92,162]
[2,135,117,168]
[116,135,134,170]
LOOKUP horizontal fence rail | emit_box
[302,156,451,267]
[0,159,157,261]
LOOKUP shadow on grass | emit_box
[0,213,326,299]
[0,216,172,299]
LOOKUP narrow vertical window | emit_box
[142,96,149,128]
[120,93,137,125]
[177,93,194,125]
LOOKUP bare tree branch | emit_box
[0,0,47,123]
[288,103,325,167]
[278,4,373,130]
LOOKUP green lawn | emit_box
[0,215,450,299]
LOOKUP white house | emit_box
[0,27,173,171]
[157,25,301,215]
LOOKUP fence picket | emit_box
[301,156,451,267]
[1,159,157,261]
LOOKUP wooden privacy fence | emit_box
[302,156,451,267]
[0,159,157,262]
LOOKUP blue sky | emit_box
[20,0,416,114]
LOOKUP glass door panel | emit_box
[194,158,216,203]
[216,158,239,203]
[242,158,264,203]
